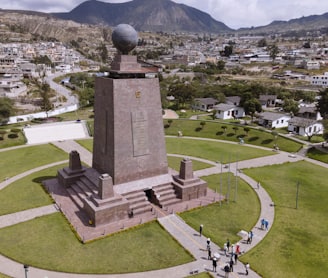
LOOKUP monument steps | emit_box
[152,183,181,208]
[66,187,84,209]
[122,190,152,216]
[76,179,97,196]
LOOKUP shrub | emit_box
[10,128,21,133]
[8,133,18,139]
[0,137,3,140]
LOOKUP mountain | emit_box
[237,12,328,34]
[52,0,232,33]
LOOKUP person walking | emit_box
[250,230,254,243]
[212,257,217,272]
[223,243,228,256]
[234,252,238,264]
[229,258,234,272]
[224,263,230,277]
[226,239,231,252]
[199,224,203,237]
[245,262,250,275]
[206,238,211,250]
[265,219,269,230]
[208,247,212,260]
[235,243,240,254]
[261,218,265,230]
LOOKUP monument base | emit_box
[83,194,130,226]
[173,175,207,201]
[57,166,87,187]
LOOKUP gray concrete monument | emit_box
[56,24,207,228]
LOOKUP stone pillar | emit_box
[69,150,82,171]
[179,158,194,180]
[98,174,114,199]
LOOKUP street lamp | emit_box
[24,264,29,278]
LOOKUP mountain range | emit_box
[52,0,328,34]
[53,0,232,33]
[1,0,328,36]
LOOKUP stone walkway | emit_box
[0,137,327,278]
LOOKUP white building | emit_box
[258,112,291,129]
[311,72,328,87]
[213,103,245,120]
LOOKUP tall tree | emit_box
[0,97,14,124]
[317,89,328,119]
[243,98,262,121]
[268,44,279,63]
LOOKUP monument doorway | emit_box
[144,189,153,202]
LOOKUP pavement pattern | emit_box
[0,136,327,278]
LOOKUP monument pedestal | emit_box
[57,150,86,187]
[172,158,207,201]
[83,195,129,226]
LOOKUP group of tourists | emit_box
[201,226,251,276]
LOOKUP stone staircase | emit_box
[152,183,181,208]
[121,190,152,215]
[66,169,99,209]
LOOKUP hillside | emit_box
[53,0,232,33]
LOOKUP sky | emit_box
[2,0,328,29]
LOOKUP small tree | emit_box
[200,121,206,129]
[244,127,250,136]
[221,125,227,134]
[271,130,278,146]
[233,126,239,134]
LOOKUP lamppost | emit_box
[24,264,29,278]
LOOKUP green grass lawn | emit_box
[306,147,328,163]
[0,164,64,215]
[166,137,274,163]
[0,128,26,148]
[164,119,303,153]
[242,161,328,278]
[0,144,67,181]
[180,173,260,247]
[77,137,275,164]
[167,156,213,171]
[0,213,193,274]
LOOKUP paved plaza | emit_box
[23,121,90,145]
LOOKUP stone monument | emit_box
[56,24,207,227]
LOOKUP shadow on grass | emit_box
[216,131,224,136]
[32,176,56,184]
[227,133,235,137]
[248,136,259,142]
[195,127,203,132]
[261,139,274,145]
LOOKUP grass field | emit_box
[0,164,64,216]
[167,155,213,171]
[164,119,303,153]
[306,147,328,163]
[180,173,260,247]
[0,144,67,181]
[242,161,328,278]
[77,137,275,164]
[0,214,193,273]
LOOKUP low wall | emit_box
[8,104,79,124]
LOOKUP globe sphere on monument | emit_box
[112,24,138,55]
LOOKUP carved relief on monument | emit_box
[131,110,149,156]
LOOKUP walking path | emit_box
[0,137,327,278]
